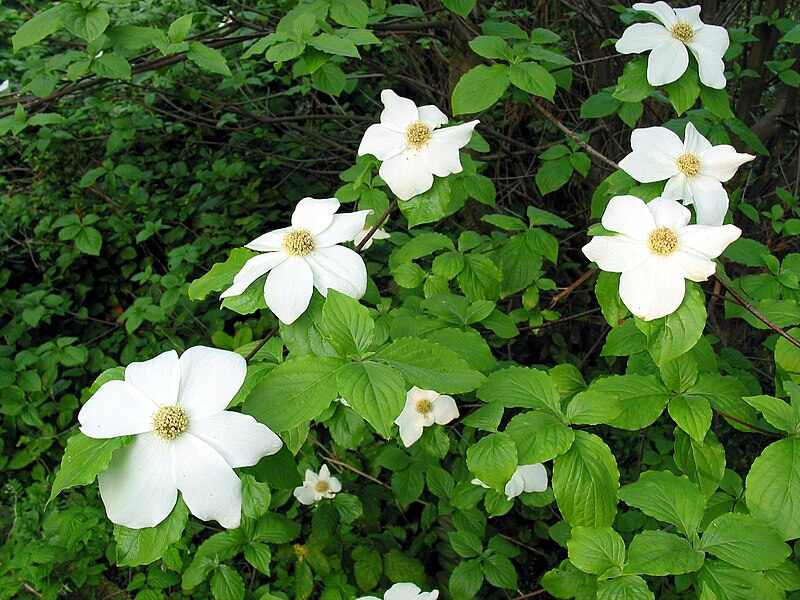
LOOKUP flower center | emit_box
[415,399,433,415]
[676,153,700,177]
[152,405,189,440]
[282,228,315,257]
[405,121,431,150]
[671,22,694,43]
[314,480,330,493]
[647,227,679,256]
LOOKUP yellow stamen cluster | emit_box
[676,153,700,177]
[282,228,315,257]
[314,480,330,494]
[648,227,679,256]
[152,405,189,440]
[293,544,309,561]
[406,121,432,150]
[415,399,433,414]
[671,22,694,43]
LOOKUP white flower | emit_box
[335,397,351,407]
[0,80,9,93]
[394,386,459,448]
[354,226,390,250]
[293,464,341,505]
[358,89,479,201]
[583,196,740,320]
[220,197,371,324]
[619,123,754,226]
[358,583,439,600]
[471,463,549,500]
[78,347,283,529]
[615,2,729,89]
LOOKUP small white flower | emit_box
[0,80,9,93]
[358,582,439,600]
[293,464,342,505]
[95,50,104,59]
[220,197,371,324]
[335,397,351,407]
[394,386,459,448]
[472,463,549,500]
[358,89,479,201]
[78,347,283,529]
[354,226,390,250]
[616,2,729,89]
[583,196,740,321]
[619,122,754,226]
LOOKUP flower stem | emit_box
[356,199,398,252]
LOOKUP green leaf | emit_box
[442,0,477,17]
[535,157,573,195]
[333,493,363,523]
[399,178,463,226]
[189,248,256,301]
[92,53,132,81]
[669,394,712,443]
[505,410,575,463]
[613,57,653,102]
[309,33,360,58]
[449,559,484,600]
[266,40,305,62]
[168,14,193,43]
[13,5,66,52]
[664,69,700,115]
[337,361,405,438]
[330,0,369,28]
[322,289,374,357]
[452,65,510,115]
[243,542,271,575]
[75,226,103,256]
[211,564,245,600]
[567,526,625,577]
[625,530,705,576]
[596,272,628,326]
[469,36,512,60]
[466,432,518,490]
[743,395,796,433]
[596,576,654,600]
[553,431,619,527]
[700,87,734,119]
[674,429,726,498]
[509,61,557,100]
[114,500,189,567]
[477,366,562,416]
[697,561,780,600]
[449,530,483,558]
[566,390,623,425]
[241,474,271,519]
[48,432,133,504]
[581,92,620,118]
[187,42,232,76]
[618,470,704,538]
[745,437,800,540]
[700,513,789,570]
[586,375,669,430]
[312,63,346,96]
[483,553,517,589]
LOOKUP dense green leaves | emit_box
[700,513,790,570]
[466,432,518,490]
[452,65,510,114]
[618,471,705,538]
[746,437,800,540]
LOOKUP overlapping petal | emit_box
[315,210,371,248]
[601,195,655,239]
[647,39,689,85]
[582,236,650,273]
[291,197,340,234]
[379,152,435,201]
[358,124,406,161]
[79,380,157,438]
[220,252,287,299]
[615,23,671,54]
[125,349,180,406]
[264,256,314,324]
[189,411,282,468]
[178,346,246,419]
[306,245,368,298]
[380,89,418,131]
[619,258,687,320]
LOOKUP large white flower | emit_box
[293,464,342,505]
[220,197,371,324]
[358,583,439,600]
[358,89,479,201]
[395,386,459,448]
[78,346,283,529]
[472,463,549,501]
[616,2,729,89]
[619,123,754,226]
[583,196,740,321]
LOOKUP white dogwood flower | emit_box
[472,463,549,500]
[354,225,390,250]
[395,387,459,448]
[583,196,740,321]
[293,464,341,505]
[220,197,371,324]
[616,2,729,88]
[358,583,439,600]
[619,123,754,226]
[358,89,479,200]
[78,347,282,529]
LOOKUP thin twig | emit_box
[715,409,781,437]
[356,199,398,252]
[245,328,277,361]
[549,268,596,308]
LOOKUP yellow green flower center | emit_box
[282,228,315,257]
[676,153,700,177]
[671,22,694,43]
[314,480,330,493]
[647,227,679,256]
[405,121,432,150]
[152,405,189,440]
[415,399,433,414]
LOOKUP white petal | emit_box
[315,210,371,248]
[424,122,478,177]
[615,22,671,54]
[328,477,342,493]
[125,350,180,406]
[264,257,314,324]
[699,146,754,182]
[385,583,423,600]
[418,104,449,129]
[245,226,293,252]
[293,485,317,505]
[357,124,406,161]
[683,122,712,155]
[518,463,549,492]
[173,434,242,528]
[647,39,689,86]
[379,152,434,201]
[674,6,703,29]
[408,386,439,403]
[678,224,741,258]
[79,380,157,439]
[395,406,424,448]
[619,257,686,321]
[582,235,650,273]
[219,252,287,299]
[472,478,490,489]
[430,120,479,150]
[687,176,729,226]
[662,173,690,201]
[189,411,282,468]
[98,433,177,528]
[689,24,729,56]
[353,227,389,250]
[633,1,677,27]
[601,195,655,239]
[504,470,525,500]
[687,28,728,89]
[619,150,678,183]
[305,245,367,299]
[319,464,331,480]
[291,197,340,234]
[432,394,459,425]
[631,126,684,157]
[647,197,691,229]
[671,248,717,282]
[178,346,246,419]
[380,89,419,132]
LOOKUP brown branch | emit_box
[549,268,596,308]
[356,199,398,252]
[245,328,277,362]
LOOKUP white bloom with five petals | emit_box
[616,2,729,89]
[220,197,371,324]
[358,582,439,600]
[472,463,549,500]
[394,386,459,448]
[358,89,479,201]
[619,122,754,226]
[78,346,283,529]
[583,196,740,321]
[293,464,341,505]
